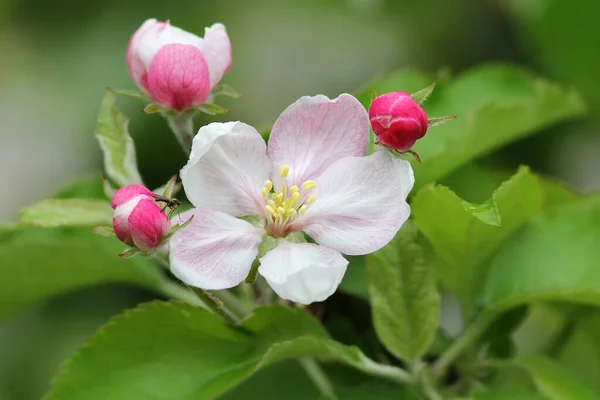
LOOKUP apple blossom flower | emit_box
[369,91,428,152]
[169,94,414,304]
[127,19,232,111]
[111,184,170,252]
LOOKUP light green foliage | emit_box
[518,357,600,400]
[412,166,543,310]
[482,196,600,312]
[19,199,113,228]
[45,303,409,400]
[0,228,164,320]
[197,103,231,115]
[474,389,547,400]
[357,64,586,189]
[366,222,440,362]
[95,91,143,187]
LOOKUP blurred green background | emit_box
[1,0,599,398]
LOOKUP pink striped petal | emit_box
[180,122,270,217]
[146,43,211,111]
[296,151,413,255]
[169,209,265,290]
[267,94,369,186]
[128,198,170,252]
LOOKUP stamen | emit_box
[302,180,317,191]
[279,165,290,178]
[291,192,301,204]
[277,206,286,216]
[265,205,277,216]
[264,180,273,191]
[298,205,308,214]
[307,194,317,204]
[290,185,299,193]
[268,200,276,208]
[286,208,297,218]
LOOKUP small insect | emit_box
[152,194,182,219]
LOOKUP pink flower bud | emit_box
[111,185,170,252]
[126,19,232,111]
[368,91,428,152]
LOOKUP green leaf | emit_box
[0,228,164,320]
[108,88,147,101]
[366,222,440,362]
[474,388,547,400]
[410,82,436,104]
[95,91,143,187]
[142,103,164,114]
[413,166,544,310]
[19,199,113,228]
[156,175,179,198]
[518,356,600,400]
[357,64,586,189]
[427,115,456,129]
[197,103,231,115]
[212,83,242,99]
[338,256,369,300]
[482,196,600,313]
[45,303,411,400]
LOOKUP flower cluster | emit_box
[108,19,420,304]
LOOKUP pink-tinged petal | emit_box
[169,209,265,290]
[258,240,348,304]
[267,94,369,185]
[127,19,204,91]
[111,184,154,209]
[128,198,170,252]
[180,122,270,217]
[200,23,232,88]
[112,194,148,245]
[146,43,211,111]
[296,151,414,255]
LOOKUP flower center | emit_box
[261,164,317,236]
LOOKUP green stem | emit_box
[190,287,239,324]
[432,313,496,380]
[166,114,195,154]
[421,376,443,400]
[157,279,210,310]
[545,317,578,358]
[299,358,338,400]
[210,289,252,318]
[357,356,413,385]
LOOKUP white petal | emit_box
[135,20,204,70]
[200,23,232,88]
[258,240,348,305]
[181,122,270,217]
[267,94,369,186]
[296,151,414,255]
[169,209,265,290]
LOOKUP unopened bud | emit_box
[368,91,428,152]
[111,184,170,253]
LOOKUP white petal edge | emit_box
[180,121,270,217]
[200,23,232,88]
[296,151,414,255]
[266,94,369,186]
[169,209,265,290]
[135,20,204,70]
[258,240,348,305]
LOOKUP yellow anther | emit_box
[275,193,284,204]
[265,205,277,216]
[291,192,301,204]
[286,208,297,218]
[279,165,290,178]
[307,194,317,204]
[302,180,317,191]
[281,185,287,196]
[263,180,273,191]
[268,200,276,208]
[277,206,286,216]
[298,205,308,214]
[290,185,299,193]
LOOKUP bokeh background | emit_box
[1,0,599,398]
